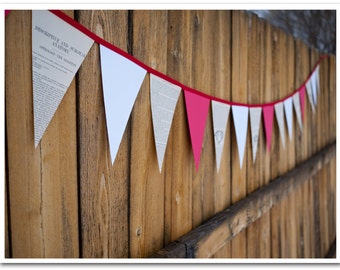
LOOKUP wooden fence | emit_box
[5,10,336,259]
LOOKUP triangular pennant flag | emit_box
[150,74,181,172]
[263,105,274,153]
[305,79,315,113]
[32,10,94,146]
[299,86,306,121]
[249,107,262,163]
[284,97,293,141]
[274,102,286,149]
[292,92,303,132]
[232,105,249,168]
[100,44,147,165]
[184,91,210,171]
[311,71,318,107]
[211,100,230,172]
[315,65,320,95]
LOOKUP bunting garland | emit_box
[30,10,328,171]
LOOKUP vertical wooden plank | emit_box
[230,10,248,258]
[190,10,215,229]
[246,13,261,258]
[319,166,329,257]
[269,26,282,259]
[5,167,10,258]
[129,10,167,258]
[274,28,293,258]
[285,33,297,258]
[310,49,321,151]
[213,10,232,214]
[317,50,329,257]
[259,18,272,259]
[329,158,336,246]
[328,55,336,246]
[211,10,232,258]
[6,10,79,258]
[6,10,42,257]
[77,10,129,258]
[294,39,310,257]
[329,55,336,143]
[165,10,193,244]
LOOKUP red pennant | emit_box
[184,90,210,171]
[263,105,274,153]
[299,85,306,121]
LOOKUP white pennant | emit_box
[249,107,262,163]
[274,102,286,149]
[315,65,320,95]
[312,68,319,106]
[32,10,94,146]
[284,97,293,141]
[292,92,303,132]
[212,101,230,172]
[100,44,147,165]
[150,74,181,172]
[305,79,315,113]
[232,106,249,169]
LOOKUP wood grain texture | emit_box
[153,142,335,258]
[165,10,193,244]
[5,10,79,258]
[77,10,129,258]
[245,13,261,258]
[190,10,216,230]
[5,10,336,259]
[269,26,282,259]
[258,19,272,258]
[129,10,167,258]
[286,33,297,258]
[230,10,248,259]
[5,164,10,258]
[204,11,233,259]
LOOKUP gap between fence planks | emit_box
[152,142,336,258]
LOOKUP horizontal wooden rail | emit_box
[152,142,336,258]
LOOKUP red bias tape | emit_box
[49,10,328,108]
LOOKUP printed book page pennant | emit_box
[100,44,147,165]
[249,107,262,163]
[212,100,230,171]
[274,102,286,149]
[263,105,274,153]
[150,74,181,172]
[284,97,293,141]
[184,90,210,171]
[299,85,306,121]
[292,92,303,132]
[232,105,249,169]
[305,79,315,113]
[32,10,94,146]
